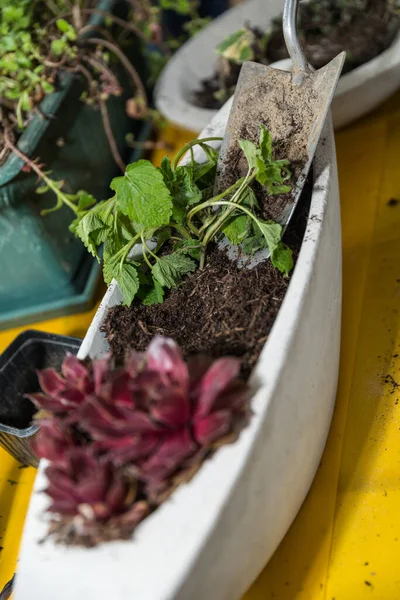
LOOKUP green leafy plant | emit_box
[0,0,213,170]
[216,27,260,64]
[62,124,294,307]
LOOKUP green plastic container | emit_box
[0,0,150,330]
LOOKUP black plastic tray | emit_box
[0,330,82,467]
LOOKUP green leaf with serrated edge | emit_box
[112,160,173,227]
[174,166,202,206]
[256,220,282,253]
[255,157,292,195]
[117,263,140,306]
[216,29,255,64]
[152,254,196,289]
[159,155,174,184]
[241,187,259,209]
[191,158,217,184]
[161,161,202,211]
[222,215,250,245]
[259,125,273,163]
[69,217,80,235]
[77,191,96,212]
[174,238,202,261]
[103,252,140,305]
[242,235,268,255]
[271,243,293,276]
[142,279,165,306]
[76,212,113,259]
[239,139,258,170]
[216,29,246,54]
[172,205,186,224]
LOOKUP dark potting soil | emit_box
[195,0,400,110]
[104,172,312,376]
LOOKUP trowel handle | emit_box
[283,0,312,76]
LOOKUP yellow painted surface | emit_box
[1,97,400,597]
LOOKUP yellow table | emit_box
[1,94,400,598]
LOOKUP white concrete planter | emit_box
[14,99,342,600]
[155,0,400,132]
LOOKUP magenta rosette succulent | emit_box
[28,336,249,545]
[45,448,148,545]
[26,354,93,416]
[80,337,249,486]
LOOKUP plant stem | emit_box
[172,137,223,170]
[140,233,158,268]
[202,172,254,246]
[199,246,206,270]
[99,99,126,172]
[168,222,192,239]
[186,178,244,234]
[119,232,142,270]
[3,130,79,214]
[201,200,266,243]
[84,37,148,113]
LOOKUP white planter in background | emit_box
[155,0,400,133]
[14,98,342,600]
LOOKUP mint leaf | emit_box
[174,238,202,261]
[159,155,174,184]
[242,235,268,255]
[238,139,258,170]
[271,242,293,276]
[142,279,165,305]
[152,254,196,289]
[112,160,173,227]
[103,253,140,305]
[216,28,255,64]
[76,191,96,212]
[259,125,273,163]
[160,161,202,224]
[256,220,282,253]
[117,263,140,306]
[192,160,217,186]
[222,215,250,245]
[174,166,202,206]
[241,187,259,209]
[76,211,113,259]
[256,161,291,195]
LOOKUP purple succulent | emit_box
[45,448,148,545]
[81,337,249,486]
[29,336,250,542]
[26,354,93,416]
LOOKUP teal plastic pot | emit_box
[0,0,150,330]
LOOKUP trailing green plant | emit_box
[68,124,293,306]
[7,119,294,304]
[0,0,212,169]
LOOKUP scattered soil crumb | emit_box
[387,198,400,207]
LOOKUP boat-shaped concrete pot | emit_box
[14,98,342,600]
[155,0,400,132]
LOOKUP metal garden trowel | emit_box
[216,0,346,268]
